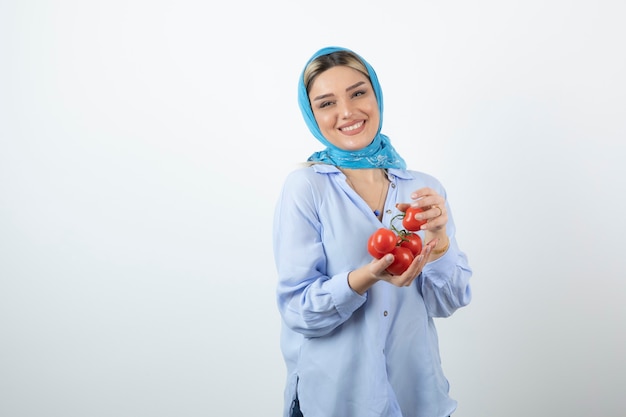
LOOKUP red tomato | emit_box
[368,228,397,257]
[386,246,414,275]
[367,234,384,259]
[402,207,427,231]
[398,232,422,256]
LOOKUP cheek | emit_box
[314,112,335,131]
[366,102,380,126]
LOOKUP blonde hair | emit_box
[303,50,370,94]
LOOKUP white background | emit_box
[1,1,625,416]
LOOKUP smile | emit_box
[340,121,364,132]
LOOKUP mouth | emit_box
[339,120,365,133]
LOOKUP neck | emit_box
[340,168,389,219]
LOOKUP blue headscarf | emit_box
[298,46,406,169]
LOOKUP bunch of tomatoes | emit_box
[367,207,426,275]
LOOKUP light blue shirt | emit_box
[273,164,472,417]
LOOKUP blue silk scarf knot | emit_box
[298,46,406,169]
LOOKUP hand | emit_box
[348,238,439,293]
[377,238,438,287]
[396,187,447,232]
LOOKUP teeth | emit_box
[341,121,363,132]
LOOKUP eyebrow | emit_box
[312,81,367,102]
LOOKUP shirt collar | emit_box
[311,163,414,180]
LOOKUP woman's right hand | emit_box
[348,238,439,295]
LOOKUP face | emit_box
[308,66,380,151]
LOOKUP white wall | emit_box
[1,1,624,416]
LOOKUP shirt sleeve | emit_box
[418,200,473,317]
[273,169,367,337]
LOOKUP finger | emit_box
[397,246,431,285]
[424,238,439,251]
[405,205,443,231]
[403,256,425,286]
[410,198,444,212]
[429,204,444,218]
[397,240,438,285]
[395,203,410,213]
[423,205,445,225]
[421,208,448,230]
[369,253,395,276]
[410,187,436,201]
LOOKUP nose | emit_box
[338,100,353,118]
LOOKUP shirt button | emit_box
[383,310,388,317]
[390,183,396,188]
[386,209,392,214]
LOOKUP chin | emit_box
[337,143,369,151]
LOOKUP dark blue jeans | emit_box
[289,398,303,417]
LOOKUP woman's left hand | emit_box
[396,187,447,232]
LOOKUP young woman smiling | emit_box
[273,46,473,417]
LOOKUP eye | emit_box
[318,100,335,109]
[352,89,367,98]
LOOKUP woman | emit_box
[273,46,473,417]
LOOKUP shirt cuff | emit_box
[326,271,367,319]
[423,246,458,286]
